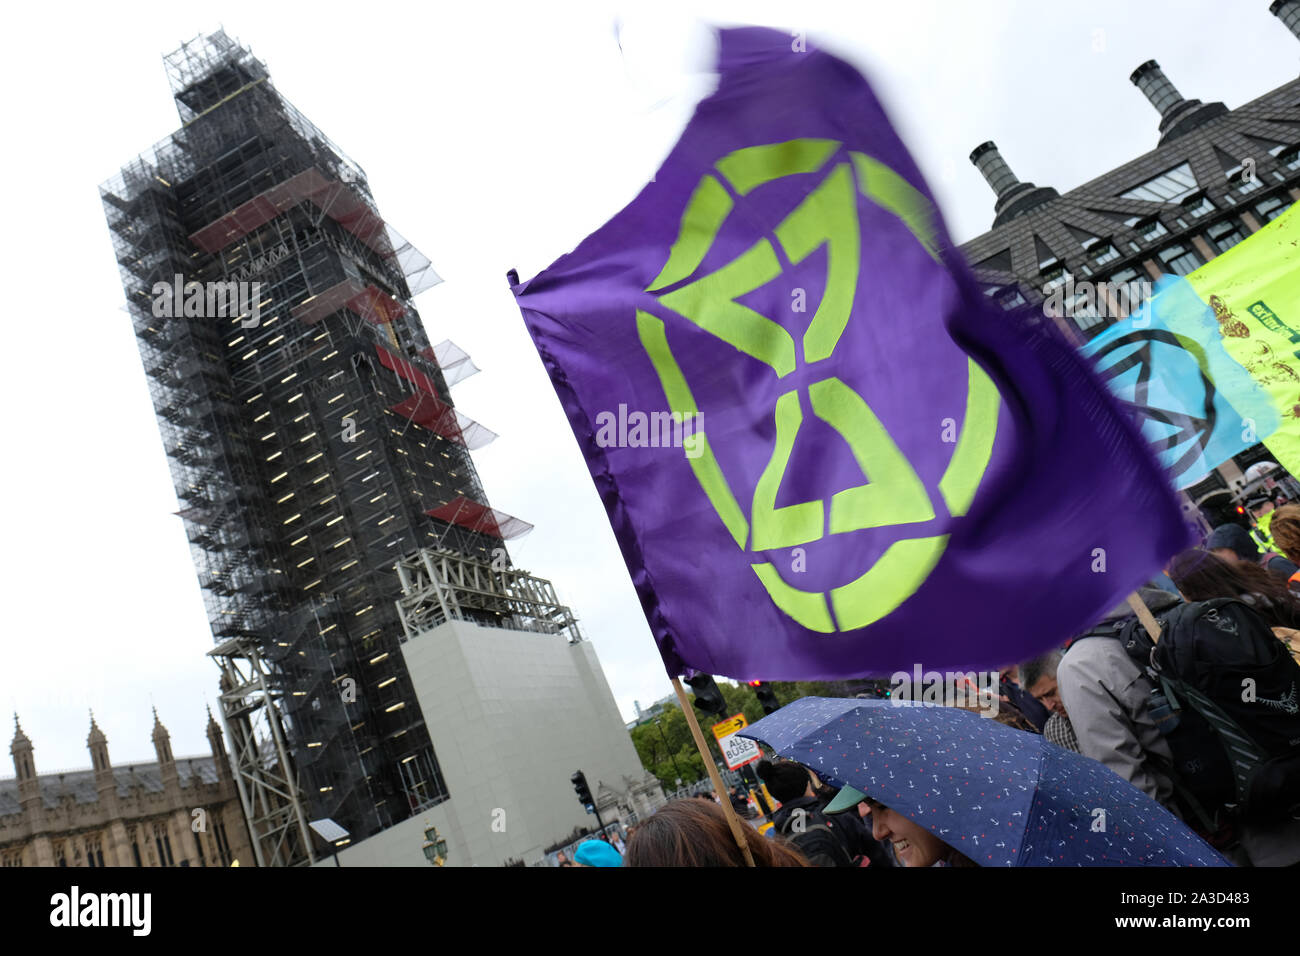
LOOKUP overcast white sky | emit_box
[0,0,1295,773]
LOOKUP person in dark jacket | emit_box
[998,666,1049,731]
[755,759,857,867]
[1058,585,1300,866]
[727,785,751,817]
[810,778,896,867]
[1206,522,1300,580]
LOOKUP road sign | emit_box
[711,713,762,770]
[711,713,747,740]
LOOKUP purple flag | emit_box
[511,27,1191,681]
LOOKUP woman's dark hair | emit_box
[624,798,811,867]
[1167,548,1300,628]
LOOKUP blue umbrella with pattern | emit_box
[737,697,1229,867]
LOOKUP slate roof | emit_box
[959,78,1300,294]
[0,757,219,818]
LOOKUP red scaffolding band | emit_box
[291,278,389,326]
[425,496,533,540]
[374,343,440,397]
[186,166,441,294]
[392,392,461,442]
[189,167,388,255]
[347,285,406,324]
[390,393,498,450]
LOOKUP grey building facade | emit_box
[959,3,1300,527]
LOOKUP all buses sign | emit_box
[711,713,762,771]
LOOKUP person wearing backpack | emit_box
[1058,588,1182,810]
[813,777,897,867]
[755,758,858,867]
[1059,587,1300,866]
[1168,548,1300,630]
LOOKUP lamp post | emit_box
[421,822,448,866]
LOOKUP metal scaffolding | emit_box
[209,636,314,868]
[395,548,584,644]
[102,29,528,860]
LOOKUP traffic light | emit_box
[748,680,781,715]
[685,673,727,715]
[571,770,594,812]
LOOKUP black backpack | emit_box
[778,805,855,867]
[1115,598,1300,830]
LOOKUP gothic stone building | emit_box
[0,711,254,867]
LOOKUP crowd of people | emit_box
[1038,512,1300,868]
[563,508,1300,868]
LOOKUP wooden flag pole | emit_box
[671,677,756,867]
[507,265,749,868]
[1127,591,1162,641]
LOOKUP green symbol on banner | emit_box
[639,139,999,632]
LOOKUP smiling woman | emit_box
[862,797,978,868]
